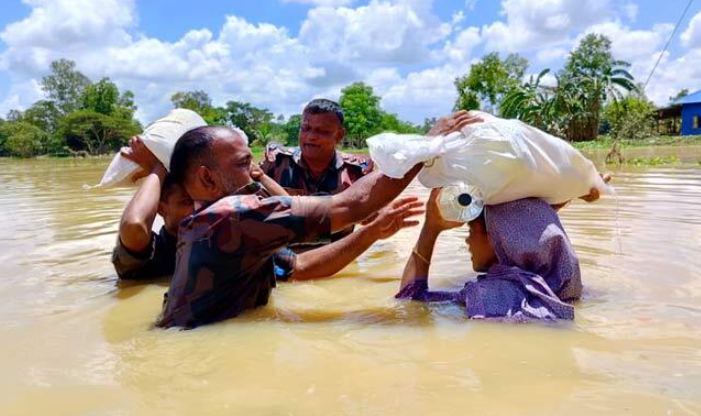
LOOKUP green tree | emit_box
[81,77,138,122]
[171,90,226,125]
[420,117,438,134]
[454,52,528,112]
[339,82,383,147]
[23,100,61,134]
[670,88,689,103]
[501,69,561,133]
[602,93,656,141]
[224,100,274,142]
[41,59,91,115]
[283,114,302,145]
[0,121,48,157]
[59,110,140,155]
[558,33,636,141]
[6,109,23,122]
[81,78,120,115]
[380,112,420,134]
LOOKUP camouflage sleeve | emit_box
[342,153,375,176]
[111,233,157,280]
[273,248,297,281]
[236,195,332,252]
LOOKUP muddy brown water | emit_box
[0,149,700,415]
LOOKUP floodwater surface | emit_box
[0,154,700,416]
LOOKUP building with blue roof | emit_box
[657,89,701,136]
[675,89,701,136]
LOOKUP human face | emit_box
[466,219,498,273]
[299,112,344,167]
[160,184,194,235]
[185,131,253,202]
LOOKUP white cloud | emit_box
[581,21,672,63]
[482,0,614,52]
[622,1,639,22]
[299,0,450,65]
[0,78,43,116]
[681,10,701,49]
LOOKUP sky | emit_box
[0,0,700,124]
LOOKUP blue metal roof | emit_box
[674,89,701,105]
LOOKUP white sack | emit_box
[95,109,207,188]
[367,111,612,206]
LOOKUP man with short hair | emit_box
[157,112,481,329]
[261,98,373,244]
[262,99,372,196]
[112,136,194,281]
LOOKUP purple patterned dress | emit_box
[397,198,582,321]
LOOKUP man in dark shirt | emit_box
[261,99,373,197]
[261,99,373,244]
[159,112,482,328]
[112,136,194,280]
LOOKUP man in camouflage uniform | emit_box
[261,99,373,197]
[261,99,373,244]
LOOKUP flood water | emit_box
[1,149,700,416]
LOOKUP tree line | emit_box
[0,60,425,158]
[455,33,686,142]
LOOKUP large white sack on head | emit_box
[95,109,207,188]
[367,111,612,206]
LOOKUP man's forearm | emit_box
[292,226,378,281]
[119,166,165,252]
[330,164,422,233]
[259,174,289,197]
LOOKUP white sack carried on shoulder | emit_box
[95,109,207,188]
[367,111,612,205]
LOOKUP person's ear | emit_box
[157,201,167,218]
[335,128,346,145]
[196,166,219,195]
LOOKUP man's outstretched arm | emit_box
[292,197,423,280]
[328,111,483,233]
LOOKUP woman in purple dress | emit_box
[397,189,583,321]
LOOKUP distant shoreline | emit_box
[2,137,700,167]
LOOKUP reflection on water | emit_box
[0,153,700,415]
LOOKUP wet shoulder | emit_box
[339,151,374,175]
[264,142,298,165]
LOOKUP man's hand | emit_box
[424,188,464,233]
[427,110,484,136]
[365,196,424,240]
[121,136,165,182]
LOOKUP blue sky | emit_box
[1,0,700,123]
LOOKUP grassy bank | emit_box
[573,135,701,150]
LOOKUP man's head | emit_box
[300,99,345,167]
[466,214,498,273]
[170,126,253,202]
[158,174,194,235]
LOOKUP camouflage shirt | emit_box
[260,143,373,197]
[112,227,177,281]
[157,182,331,329]
[260,143,372,245]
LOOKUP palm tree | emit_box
[563,60,636,141]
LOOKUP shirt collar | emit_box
[293,147,344,171]
[193,182,265,211]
